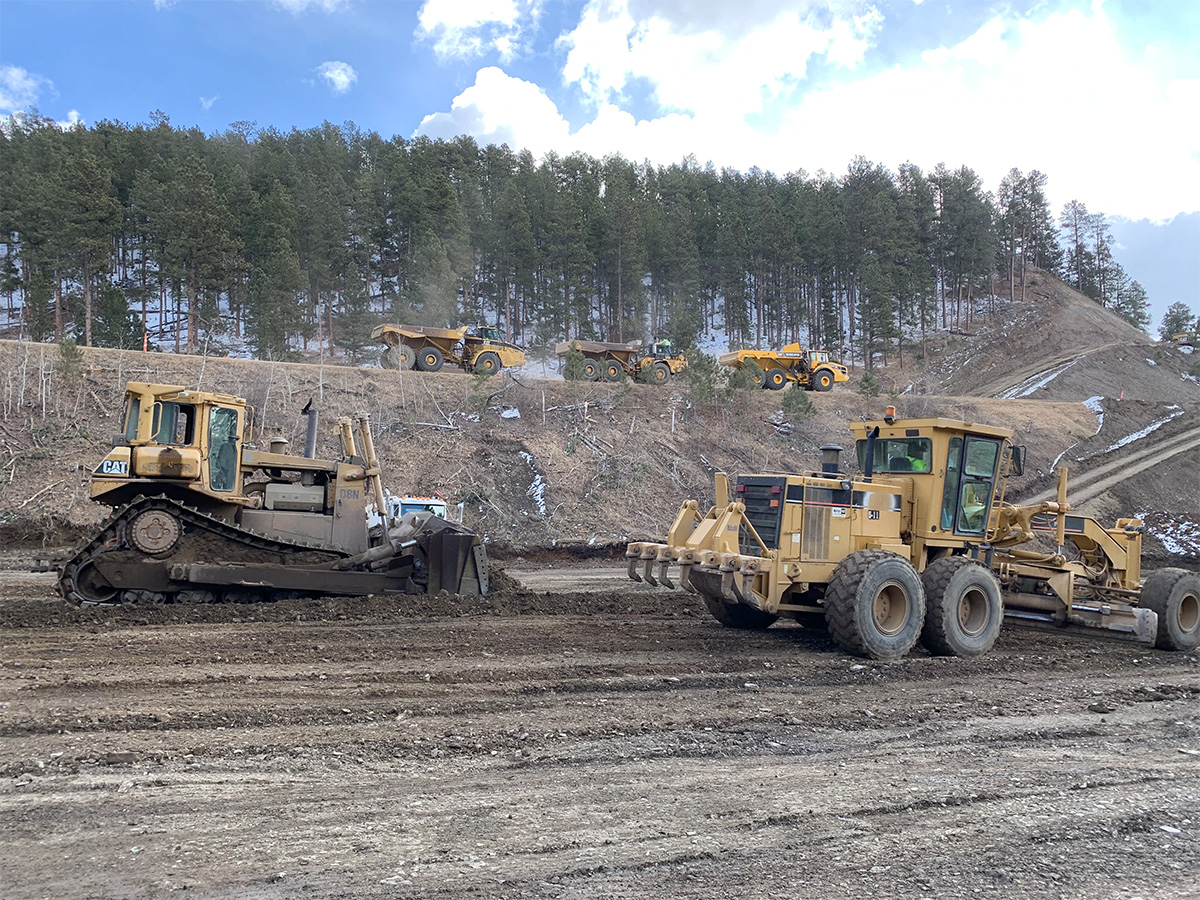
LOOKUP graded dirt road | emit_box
[2,566,1198,900]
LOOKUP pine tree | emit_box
[1159,301,1197,340]
[333,262,377,363]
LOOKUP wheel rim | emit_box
[872,580,910,635]
[584,362,598,379]
[956,586,990,637]
[424,352,438,367]
[654,367,667,382]
[1179,590,1200,634]
[820,374,831,388]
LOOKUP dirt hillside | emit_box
[0,269,1196,564]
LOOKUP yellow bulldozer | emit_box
[58,382,487,606]
[719,344,849,391]
[627,407,1198,659]
[374,323,525,375]
[555,338,688,384]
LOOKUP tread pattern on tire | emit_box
[1140,567,1200,651]
[920,555,1002,657]
[824,549,923,659]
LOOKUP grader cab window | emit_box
[857,437,932,473]
[154,403,196,446]
[948,438,1001,535]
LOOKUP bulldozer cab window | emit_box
[124,399,141,442]
[857,437,932,473]
[208,406,240,493]
[154,402,196,446]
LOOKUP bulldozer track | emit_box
[58,496,345,607]
[1020,425,1200,507]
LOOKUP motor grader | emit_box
[58,382,488,607]
[627,408,1199,660]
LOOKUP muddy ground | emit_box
[2,563,1198,900]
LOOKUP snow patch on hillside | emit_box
[998,358,1079,399]
[1139,511,1200,559]
[520,451,548,516]
[1083,396,1104,433]
[1106,407,1183,452]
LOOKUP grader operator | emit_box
[58,382,487,607]
[627,408,1199,660]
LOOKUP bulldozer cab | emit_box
[98,383,252,505]
[850,414,1014,545]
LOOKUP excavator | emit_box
[58,382,487,606]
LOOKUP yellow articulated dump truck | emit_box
[719,344,849,391]
[555,338,688,384]
[627,407,1199,660]
[374,323,525,375]
[58,382,487,607]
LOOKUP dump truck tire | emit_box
[604,361,622,382]
[824,550,925,660]
[920,556,1003,657]
[397,345,415,368]
[813,369,835,391]
[652,362,671,384]
[416,346,444,372]
[582,360,600,381]
[766,370,787,390]
[381,345,400,369]
[1140,568,1200,651]
[475,351,502,375]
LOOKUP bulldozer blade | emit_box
[656,560,675,589]
[627,556,644,583]
[643,557,658,586]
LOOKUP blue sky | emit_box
[2,0,1197,321]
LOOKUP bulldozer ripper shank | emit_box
[58,382,487,607]
[627,409,1199,660]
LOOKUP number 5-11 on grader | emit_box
[627,408,1199,660]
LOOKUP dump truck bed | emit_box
[554,339,644,356]
[373,324,468,342]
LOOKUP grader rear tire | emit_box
[920,556,1003,657]
[824,550,925,660]
[1140,568,1200,651]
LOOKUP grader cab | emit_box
[627,409,1199,660]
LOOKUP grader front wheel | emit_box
[824,550,925,660]
[1140,568,1200,651]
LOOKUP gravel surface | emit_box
[2,567,1198,900]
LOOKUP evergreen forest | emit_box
[0,112,1159,367]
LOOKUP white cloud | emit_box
[416,0,537,61]
[417,67,568,155]
[56,109,83,129]
[421,2,1198,221]
[0,64,50,114]
[200,94,220,111]
[316,61,358,94]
